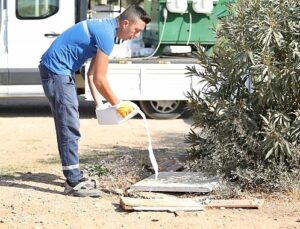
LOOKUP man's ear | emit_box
[122,19,129,29]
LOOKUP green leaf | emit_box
[285,142,292,156]
[265,148,274,159]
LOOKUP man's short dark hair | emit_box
[120,5,151,24]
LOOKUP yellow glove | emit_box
[116,101,134,118]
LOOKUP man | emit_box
[39,5,151,197]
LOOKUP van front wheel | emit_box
[139,100,186,119]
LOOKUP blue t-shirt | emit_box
[41,18,117,75]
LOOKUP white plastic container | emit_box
[95,101,139,125]
[192,0,214,14]
[166,0,188,14]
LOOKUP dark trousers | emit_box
[39,64,81,183]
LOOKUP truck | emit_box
[0,0,228,119]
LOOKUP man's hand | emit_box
[116,101,134,118]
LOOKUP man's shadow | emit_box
[0,172,65,195]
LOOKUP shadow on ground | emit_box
[0,172,64,195]
[0,97,193,121]
[0,97,97,118]
[38,146,187,167]
[0,147,188,196]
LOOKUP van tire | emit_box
[139,100,186,119]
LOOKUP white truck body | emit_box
[85,61,201,101]
[0,0,203,118]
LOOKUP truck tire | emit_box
[139,100,186,119]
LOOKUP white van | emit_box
[0,0,202,119]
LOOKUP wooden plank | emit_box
[132,206,204,211]
[120,197,204,211]
[205,199,264,209]
[130,172,219,193]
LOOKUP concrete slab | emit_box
[130,172,219,193]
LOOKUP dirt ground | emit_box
[0,98,299,229]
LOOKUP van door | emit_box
[0,0,8,96]
[6,0,75,96]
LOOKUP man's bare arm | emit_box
[87,57,102,107]
[88,49,119,106]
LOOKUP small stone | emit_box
[126,189,134,194]
[114,189,124,195]
[0,220,4,223]
[152,219,159,222]
[126,178,135,184]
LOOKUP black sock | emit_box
[67,177,88,187]
[67,180,80,187]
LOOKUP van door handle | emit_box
[44,33,60,38]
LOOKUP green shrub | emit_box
[186,0,300,191]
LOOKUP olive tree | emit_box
[187,0,300,191]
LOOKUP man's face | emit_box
[117,19,146,40]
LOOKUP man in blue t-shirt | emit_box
[39,5,151,197]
